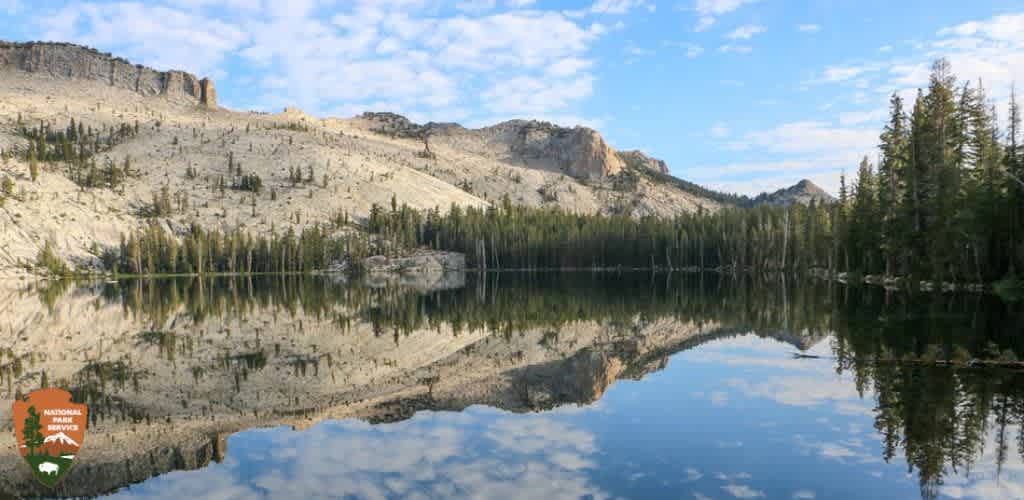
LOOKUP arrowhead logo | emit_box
[12,388,88,487]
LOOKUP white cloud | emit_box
[838,108,887,126]
[665,41,704,58]
[811,11,1024,134]
[719,44,753,54]
[481,75,595,115]
[722,484,766,498]
[793,490,817,499]
[937,13,1024,41]
[455,0,497,13]
[798,24,820,33]
[710,122,731,138]
[736,121,876,154]
[546,57,593,78]
[38,1,607,127]
[40,2,249,78]
[694,0,759,32]
[818,63,882,83]
[727,24,765,40]
[590,0,655,15]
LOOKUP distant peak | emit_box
[753,179,834,206]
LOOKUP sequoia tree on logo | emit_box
[12,388,88,487]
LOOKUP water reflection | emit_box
[108,411,608,500]
[0,273,1020,499]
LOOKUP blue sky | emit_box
[1,1,1023,195]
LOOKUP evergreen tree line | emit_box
[370,194,843,273]
[103,223,370,276]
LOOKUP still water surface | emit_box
[1,273,1021,499]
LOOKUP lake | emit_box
[0,272,1021,499]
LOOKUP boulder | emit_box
[363,251,465,275]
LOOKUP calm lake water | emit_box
[1,272,1022,499]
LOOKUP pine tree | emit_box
[22,406,44,456]
[850,157,879,272]
[1006,86,1023,275]
[878,93,908,275]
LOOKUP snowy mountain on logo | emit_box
[40,431,81,456]
[43,432,79,447]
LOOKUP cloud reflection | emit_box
[107,407,609,500]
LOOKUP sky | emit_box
[1,1,1023,195]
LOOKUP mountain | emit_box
[752,179,835,206]
[39,431,79,457]
[0,40,821,275]
[42,432,79,447]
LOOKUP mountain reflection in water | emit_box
[0,272,1021,499]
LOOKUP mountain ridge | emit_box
[0,40,217,108]
[0,40,830,275]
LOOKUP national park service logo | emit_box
[12,388,88,487]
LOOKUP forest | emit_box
[367,59,1023,286]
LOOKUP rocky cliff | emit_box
[618,150,670,174]
[357,114,628,180]
[0,41,216,108]
[477,120,626,179]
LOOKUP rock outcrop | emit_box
[362,251,467,291]
[359,114,676,181]
[199,77,217,108]
[0,41,216,108]
[363,251,466,274]
[492,120,625,179]
[618,150,670,174]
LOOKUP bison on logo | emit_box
[12,388,88,487]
